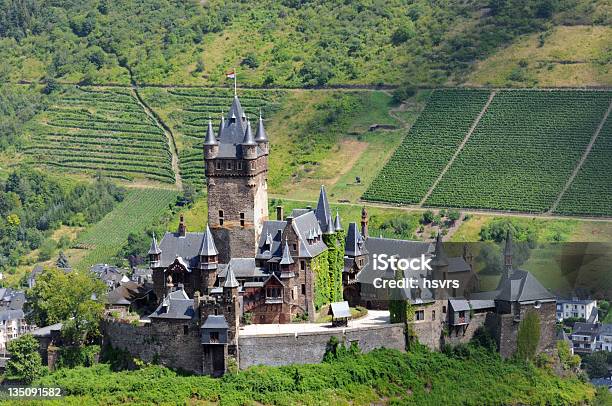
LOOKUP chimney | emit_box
[276,206,284,221]
[178,214,187,237]
[286,216,293,226]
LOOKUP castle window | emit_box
[432,310,436,320]
[292,243,297,251]
[300,260,305,271]
[237,161,243,170]
[214,308,218,316]
[442,306,447,314]
[251,161,255,169]
[219,210,224,226]
[301,284,306,295]
[415,310,425,321]
[210,331,219,343]
[240,212,245,227]
[226,161,232,170]
[216,161,221,170]
[227,306,231,312]
[183,325,189,335]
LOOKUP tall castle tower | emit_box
[204,96,269,263]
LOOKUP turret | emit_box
[204,118,219,160]
[255,113,269,155]
[430,233,449,300]
[279,238,295,278]
[334,209,342,232]
[242,120,257,160]
[198,224,218,270]
[315,185,333,234]
[148,233,162,267]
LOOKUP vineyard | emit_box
[362,89,491,204]
[75,188,178,267]
[139,87,285,188]
[364,89,612,217]
[25,87,175,184]
[555,111,612,216]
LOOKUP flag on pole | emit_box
[226,71,236,79]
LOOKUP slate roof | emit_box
[598,324,612,336]
[158,232,206,268]
[199,225,218,256]
[356,237,433,282]
[148,234,161,255]
[290,211,327,258]
[430,233,449,268]
[279,240,294,265]
[345,222,367,257]
[573,322,598,336]
[447,257,471,273]
[0,288,26,311]
[149,289,195,320]
[204,119,218,145]
[106,281,151,306]
[30,322,63,338]
[256,220,286,260]
[201,315,229,329]
[215,96,266,158]
[449,298,470,312]
[0,309,24,321]
[254,115,268,142]
[496,269,555,303]
[334,210,342,231]
[315,186,333,234]
[224,264,239,288]
[218,258,267,279]
[449,298,495,312]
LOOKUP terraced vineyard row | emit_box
[362,89,491,204]
[555,109,612,216]
[140,87,285,188]
[426,90,612,213]
[26,87,175,184]
[364,89,612,217]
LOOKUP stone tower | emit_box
[204,97,269,263]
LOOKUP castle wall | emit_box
[408,302,444,350]
[495,301,557,358]
[443,312,489,347]
[238,324,405,369]
[101,319,203,374]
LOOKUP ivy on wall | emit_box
[312,230,346,309]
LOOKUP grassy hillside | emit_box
[25,348,594,405]
[1,0,606,87]
[467,26,611,87]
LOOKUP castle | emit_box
[100,95,557,375]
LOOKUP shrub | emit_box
[517,310,541,360]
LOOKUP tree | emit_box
[6,334,46,383]
[448,210,461,224]
[56,251,70,269]
[517,310,541,360]
[421,210,434,224]
[26,268,106,343]
[583,352,609,378]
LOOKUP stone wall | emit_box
[102,319,203,374]
[238,324,405,369]
[408,301,444,350]
[443,312,490,347]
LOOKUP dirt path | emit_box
[418,90,497,206]
[271,195,612,223]
[547,100,612,213]
[130,86,183,190]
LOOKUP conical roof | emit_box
[280,239,294,265]
[243,120,257,145]
[148,233,162,255]
[504,229,513,256]
[315,185,332,233]
[430,233,448,267]
[255,114,268,142]
[224,264,239,288]
[334,209,342,231]
[199,224,218,256]
[204,119,218,145]
[218,114,225,135]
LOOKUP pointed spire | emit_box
[204,118,218,145]
[360,206,368,238]
[325,211,334,234]
[148,233,162,255]
[265,233,273,247]
[280,238,294,265]
[430,233,448,267]
[199,224,218,256]
[227,95,245,123]
[255,112,268,142]
[315,185,332,234]
[224,264,239,288]
[242,119,256,145]
[334,209,342,231]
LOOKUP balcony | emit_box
[265,297,283,304]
